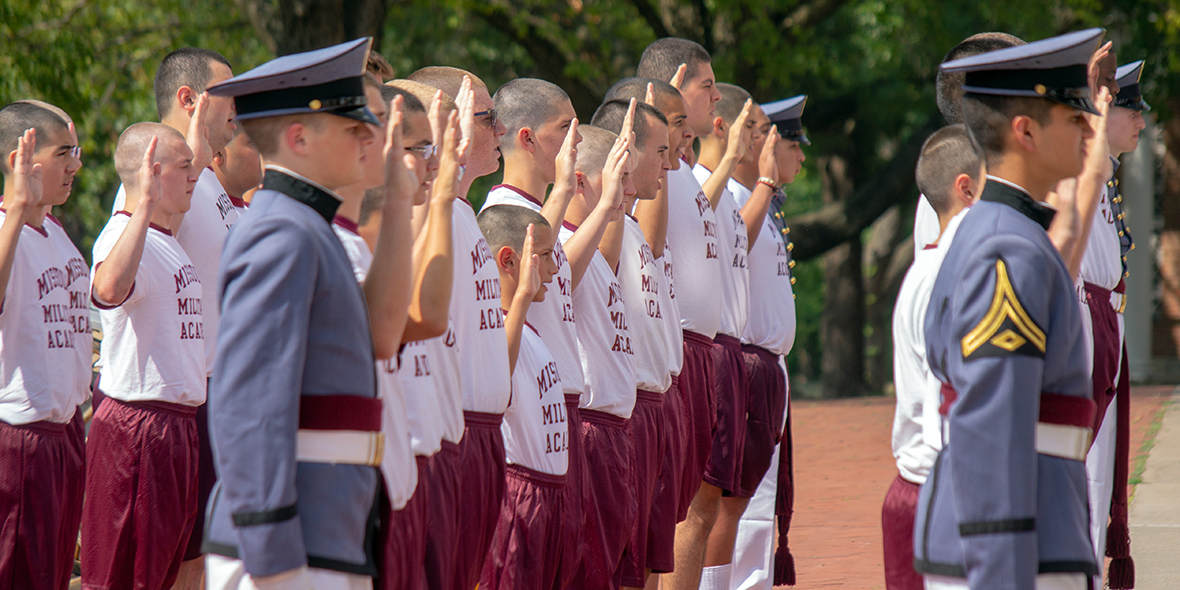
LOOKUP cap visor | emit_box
[1054,95,1100,116]
[333,106,381,125]
[780,131,811,146]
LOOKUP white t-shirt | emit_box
[1079,181,1123,290]
[92,212,206,405]
[399,335,455,454]
[665,163,721,338]
[913,194,940,254]
[116,169,240,376]
[503,323,568,475]
[692,167,749,338]
[0,213,91,425]
[619,216,677,393]
[560,223,636,418]
[332,219,418,508]
[659,241,685,376]
[482,185,584,396]
[890,210,965,484]
[731,181,796,356]
[452,200,512,414]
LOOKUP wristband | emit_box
[757,176,778,188]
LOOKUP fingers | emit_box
[670,63,687,89]
[17,128,36,169]
[428,90,445,144]
[386,95,405,155]
[143,135,159,168]
[645,82,655,106]
[765,125,779,149]
[622,98,637,140]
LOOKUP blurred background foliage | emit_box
[4,0,1180,396]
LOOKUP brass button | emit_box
[1107,181,1115,187]
[1130,243,1136,251]
[786,227,791,234]
[788,260,796,268]
[787,242,794,251]
[781,228,788,235]
[790,277,796,285]
[1119,231,1125,237]
[793,293,797,300]
[1115,179,1120,186]
[775,212,782,219]
[1118,213,1125,220]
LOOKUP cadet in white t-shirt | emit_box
[84,123,205,590]
[476,204,567,590]
[883,125,980,590]
[0,104,87,589]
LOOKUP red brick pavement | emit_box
[778,386,1174,589]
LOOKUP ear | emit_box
[285,122,309,156]
[712,116,726,138]
[496,245,517,271]
[5,149,16,172]
[212,150,226,167]
[574,170,587,194]
[1010,115,1037,154]
[953,173,976,206]
[518,127,536,154]
[176,86,198,117]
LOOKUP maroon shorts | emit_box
[423,440,462,590]
[706,333,748,496]
[183,396,217,560]
[480,464,567,590]
[380,454,429,590]
[647,375,683,571]
[81,397,199,590]
[737,345,787,498]
[882,475,923,590]
[0,413,85,590]
[577,410,637,590]
[560,394,587,588]
[622,390,665,586]
[454,411,507,590]
[1085,282,1121,433]
[678,330,717,513]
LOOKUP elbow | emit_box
[373,340,397,361]
[418,312,449,340]
[92,282,126,308]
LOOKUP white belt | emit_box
[296,429,385,467]
[1110,290,1126,314]
[1035,422,1092,462]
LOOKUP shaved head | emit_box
[14,100,73,127]
[574,125,618,181]
[936,33,1026,124]
[478,204,550,256]
[114,122,186,186]
[154,47,232,119]
[591,100,666,149]
[408,66,489,100]
[915,124,981,214]
[387,80,447,114]
[0,102,69,174]
[716,83,752,125]
[493,78,574,153]
[604,77,685,118]
[638,38,712,85]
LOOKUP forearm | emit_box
[539,187,574,246]
[504,294,531,377]
[563,202,615,289]
[701,153,740,210]
[634,183,668,259]
[740,182,776,248]
[1067,171,1107,277]
[599,215,626,273]
[0,205,30,309]
[364,194,415,359]
[402,198,454,342]
[92,207,152,305]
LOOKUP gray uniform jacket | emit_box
[914,180,1097,589]
[204,169,380,577]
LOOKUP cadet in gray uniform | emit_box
[916,29,1109,590]
[202,37,417,589]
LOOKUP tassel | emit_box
[1108,555,1135,589]
[1106,521,1130,558]
[773,543,796,586]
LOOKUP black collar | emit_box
[262,169,340,224]
[980,179,1055,230]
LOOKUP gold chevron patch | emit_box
[961,259,1046,359]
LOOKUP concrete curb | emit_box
[1128,387,1180,589]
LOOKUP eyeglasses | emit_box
[474,109,498,129]
[62,146,82,159]
[406,144,437,159]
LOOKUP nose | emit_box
[495,119,508,138]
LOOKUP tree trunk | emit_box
[236,0,386,56]
[862,205,913,393]
[1154,98,1180,358]
[821,236,865,398]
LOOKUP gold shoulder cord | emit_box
[960,259,1047,358]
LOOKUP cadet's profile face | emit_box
[469,84,507,180]
[311,115,377,189]
[1096,51,1119,97]
[1037,104,1092,180]
[205,61,238,153]
[529,224,558,302]
[361,85,389,191]
[633,116,671,200]
[659,95,692,167]
[402,111,437,203]
[32,125,82,207]
[157,137,199,216]
[535,101,581,183]
[681,62,722,137]
[774,138,805,184]
[1107,106,1146,156]
[216,131,262,198]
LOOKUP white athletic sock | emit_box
[698,564,732,590]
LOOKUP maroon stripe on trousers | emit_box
[299,395,382,431]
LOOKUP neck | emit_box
[264,156,342,193]
[499,274,520,313]
[565,186,595,228]
[697,137,725,172]
[986,156,1054,202]
[501,156,552,202]
[161,114,190,140]
[733,160,758,189]
[125,194,175,231]
[335,185,365,223]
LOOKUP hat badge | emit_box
[309,99,322,110]
[1034,84,1047,95]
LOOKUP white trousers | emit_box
[728,356,790,590]
[206,554,373,590]
[924,573,1086,590]
[1085,401,1118,584]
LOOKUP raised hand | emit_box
[1088,40,1114,101]
[384,95,421,202]
[553,118,580,197]
[138,136,163,207]
[620,98,637,146]
[428,89,446,149]
[725,99,754,159]
[669,63,688,90]
[758,125,780,183]
[456,76,475,164]
[10,129,44,215]
[1085,86,1114,181]
[644,82,656,106]
[186,92,213,170]
[432,110,464,202]
[518,223,542,300]
[599,118,633,213]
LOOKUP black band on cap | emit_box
[1113,83,1148,110]
[234,76,367,118]
[964,64,1088,95]
[774,118,804,133]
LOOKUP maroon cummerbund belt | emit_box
[299,395,383,432]
[939,384,1096,428]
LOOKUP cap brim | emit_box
[779,131,811,146]
[1114,98,1151,112]
[333,105,381,125]
[1052,94,1100,116]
